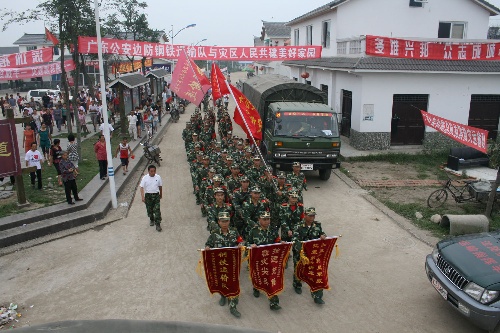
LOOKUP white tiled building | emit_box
[279,0,500,150]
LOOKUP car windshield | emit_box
[274,112,339,137]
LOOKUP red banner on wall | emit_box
[421,110,489,153]
[0,48,53,68]
[366,35,500,61]
[78,36,322,61]
[249,242,292,297]
[112,58,153,74]
[295,237,338,292]
[0,60,76,81]
[0,119,21,178]
[202,247,242,298]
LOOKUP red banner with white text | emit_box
[0,119,21,178]
[230,84,263,141]
[0,60,76,81]
[170,52,206,105]
[421,111,489,153]
[366,35,500,61]
[78,36,322,61]
[202,247,242,298]
[249,242,292,297]
[0,48,53,68]
[295,237,338,293]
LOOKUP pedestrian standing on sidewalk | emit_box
[48,139,63,186]
[127,110,138,140]
[140,165,163,232]
[52,106,63,132]
[37,123,52,162]
[94,134,107,180]
[115,137,132,175]
[25,142,43,190]
[60,151,83,205]
[67,134,79,176]
[23,124,36,153]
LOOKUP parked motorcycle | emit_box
[170,106,180,123]
[141,130,162,166]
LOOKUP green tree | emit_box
[486,141,500,217]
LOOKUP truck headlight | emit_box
[326,154,338,158]
[464,282,484,301]
[274,153,286,158]
[431,247,439,263]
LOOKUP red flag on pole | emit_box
[202,247,242,298]
[295,237,338,292]
[249,242,292,297]
[170,51,206,105]
[45,27,59,45]
[189,58,211,93]
[211,62,230,102]
[228,84,263,140]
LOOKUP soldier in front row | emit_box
[205,211,242,318]
[247,211,282,311]
[292,207,327,304]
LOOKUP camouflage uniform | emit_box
[279,201,305,241]
[232,187,251,236]
[226,174,243,194]
[145,193,162,225]
[292,217,326,302]
[246,164,266,186]
[286,170,308,202]
[207,202,235,232]
[241,197,270,236]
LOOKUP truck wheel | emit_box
[319,169,331,181]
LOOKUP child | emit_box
[116,137,132,175]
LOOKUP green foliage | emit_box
[488,139,500,169]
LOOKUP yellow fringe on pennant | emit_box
[335,244,340,259]
[195,252,204,278]
[299,247,310,265]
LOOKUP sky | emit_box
[0,0,500,47]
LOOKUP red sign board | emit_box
[421,110,488,153]
[0,60,76,82]
[249,242,292,297]
[295,237,337,292]
[202,247,242,298]
[366,35,500,61]
[0,48,53,68]
[0,119,21,178]
[79,36,322,61]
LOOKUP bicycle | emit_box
[427,176,483,208]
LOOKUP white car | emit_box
[25,89,72,104]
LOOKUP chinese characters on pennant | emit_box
[79,36,322,61]
[366,35,500,61]
[0,120,21,178]
[420,111,488,153]
[202,247,242,298]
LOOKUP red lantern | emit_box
[260,66,264,71]
[301,72,310,79]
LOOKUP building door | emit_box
[341,89,352,137]
[391,94,428,145]
[468,95,500,141]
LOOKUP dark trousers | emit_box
[98,160,107,178]
[63,179,79,203]
[30,169,42,189]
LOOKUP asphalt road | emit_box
[0,76,486,333]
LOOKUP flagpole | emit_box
[94,0,117,209]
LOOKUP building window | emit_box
[349,40,361,54]
[409,0,423,7]
[438,22,466,39]
[305,80,311,85]
[337,41,347,55]
[26,46,37,51]
[53,47,60,55]
[322,20,331,48]
[294,29,299,46]
[306,25,313,45]
[293,77,298,81]
[320,84,328,94]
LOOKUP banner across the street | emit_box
[249,242,292,297]
[0,119,21,178]
[78,36,322,61]
[202,247,242,298]
[0,48,53,68]
[366,35,500,61]
[0,60,76,81]
[295,237,338,292]
[420,110,489,153]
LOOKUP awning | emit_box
[145,69,169,79]
[107,73,149,89]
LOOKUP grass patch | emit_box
[0,132,123,219]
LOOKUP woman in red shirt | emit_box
[94,134,107,180]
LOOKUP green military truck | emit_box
[242,74,341,180]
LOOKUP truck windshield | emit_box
[274,112,339,137]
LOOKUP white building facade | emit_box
[282,0,500,150]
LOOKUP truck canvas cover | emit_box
[242,74,328,117]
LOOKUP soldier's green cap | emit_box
[213,174,223,181]
[292,161,301,167]
[245,147,252,152]
[202,155,210,159]
[277,171,286,178]
[305,207,317,215]
[226,156,233,161]
[237,140,244,145]
[260,211,271,219]
[288,190,299,198]
[215,142,221,147]
[192,132,198,136]
[209,167,217,172]
[194,143,201,148]
[250,186,261,193]
[240,176,250,182]
[197,152,204,156]
[214,187,224,194]
[227,131,232,135]
[231,164,239,169]
[186,121,191,124]
[218,211,231,220]
[221,149,228,153]
[253,156,261,160]
[265,166,273,172]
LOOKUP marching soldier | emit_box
[207,188,234,232]
[246,156,266,186]
[226,164,243,194]
[247,211,282,311]
[205,211,242,318]
[279,190,304,242]
[182,122,193,150]
[269,171,290,230]
[241,186,270,237]
[287,162,308,202]
[292,207,327,304]
[199,166,216,216]
[232,176,251,237]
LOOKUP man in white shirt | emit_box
[127,111,138,140]
[140,165,163,232]
[99,122,114,138]
[25,142,43,190]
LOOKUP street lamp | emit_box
[170,23,196,45]
[194,38,207,46]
